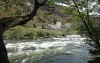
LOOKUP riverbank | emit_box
[3,26,77,40]
[88,49,100,63]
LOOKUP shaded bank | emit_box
[88,57,100,63]
[88,50,100,63]
[85,39,100,63]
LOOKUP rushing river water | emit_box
[4,35,93,63]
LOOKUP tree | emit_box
[72,0,100,51]
[55,0,100,51]
[0,0,49,63]
[57,0,100,51]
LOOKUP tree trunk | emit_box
[0,34,10,63]
[0,0,48,63]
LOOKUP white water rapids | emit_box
[4,35,93,63]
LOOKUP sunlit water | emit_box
[4,35,93,63]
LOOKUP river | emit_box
[4,35,93,63]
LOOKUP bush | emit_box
[11,26,26,39]
[26,29,38,39]
[38,30,46,37]
[33,24,36,28]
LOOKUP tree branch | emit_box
[0,0,47,31]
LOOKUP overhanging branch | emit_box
[0,0,48,31]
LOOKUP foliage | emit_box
[38,30,46,37]
[25,28,38,39]
[0,0,34,17]
[54,0,100,50]
[33,24,37,28]
[71,0,100,50]
[11,26,26,39]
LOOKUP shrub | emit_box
[11,26,26,39]
[33,24,36,28]
[38,30,46,37]
[26,29,38,39]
